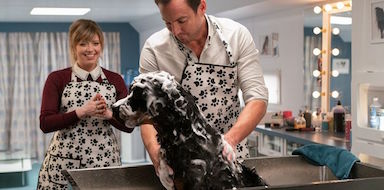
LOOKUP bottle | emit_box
[304,106,312,128]
[294,111,306,129]
[369,97,381,129]
[321,113,329,132]
[379,109,384,131]
[333,100,345,133]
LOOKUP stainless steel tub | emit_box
[63,156,384,190]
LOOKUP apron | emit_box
[179,16,248,159]
[37,70,121,189]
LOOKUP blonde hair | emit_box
[69,19,104,65]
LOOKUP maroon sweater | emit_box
[40,67,133,133]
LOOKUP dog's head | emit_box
[112,71,192,128]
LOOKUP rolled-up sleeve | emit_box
[236,25,268,104]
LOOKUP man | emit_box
[139,0,268,188]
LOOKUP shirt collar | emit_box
[73,63,101,81]
[205,14,214,46]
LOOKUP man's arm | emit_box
[141,124,161,171]
[224,99,266,147]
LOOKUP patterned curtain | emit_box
[0,32,121,161]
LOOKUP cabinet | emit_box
[351,72,384,159]
[253,125,349,157]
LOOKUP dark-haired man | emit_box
[140,0,268,189]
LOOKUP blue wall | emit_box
[304,27,352,110]
[0,22,140,73]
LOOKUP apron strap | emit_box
[174,15,236,67]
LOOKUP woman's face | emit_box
[75,34,101,71]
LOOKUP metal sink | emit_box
[63,156,384,190]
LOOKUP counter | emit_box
[254,125,350,157]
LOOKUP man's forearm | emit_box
[224,99,267,146]
[141,124,161,170]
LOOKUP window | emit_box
[264,71,281,104]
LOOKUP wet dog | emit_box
[113,71,266,189]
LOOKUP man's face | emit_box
[159,0,206,44]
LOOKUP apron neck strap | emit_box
[174,15,236,66]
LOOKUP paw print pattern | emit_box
[209,87,218,96]
[207,77,216,86]
[194,67,203,76]
[216,70,226,78]
[194,78,203,87]
[198,89,208,99]
[183,70,192,81]
[40,74,122,185]
[83,83,91,91]
[63,90,71,98]
[211,98,219,107]
[76,99,84,107]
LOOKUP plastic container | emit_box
[332,100,345,133]
[379,109,384,131]
[369,97,382,129]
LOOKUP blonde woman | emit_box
[37,19,132,189]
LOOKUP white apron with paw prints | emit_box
[179,16,248,159]
[37,71,121,189]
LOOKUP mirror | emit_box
[303,1,352,113]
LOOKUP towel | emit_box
[292,144,360,179]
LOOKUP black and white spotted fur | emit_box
[113,71,266,189]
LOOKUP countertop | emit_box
[255,125,351,150]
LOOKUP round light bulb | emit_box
[312,91,321,99]
[331,91,339,98]
[332,70,339,77]
[332,48,340,56]
[313,70,321,77]
[314,6,322,14]
[332,28,340,35]
[324,4,333,12]
[337,2,345,9]
[313,27,322,35]
[313,48,322,56]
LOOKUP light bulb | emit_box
[313,27,322,35]
[337,2,345,9]
[332,28,340,35]
[314,6,322,14]
[331,91,339,98]
[332,48,340,56]
[324,4,333,12]
[313,70,321,77]
[312,91,321,99]
[313,48,322,56]
[332,70,339,77]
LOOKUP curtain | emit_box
[0,32,121,161]
[303,35,322,111]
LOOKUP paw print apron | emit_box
[37,71,121,189]
[180,16,248,159]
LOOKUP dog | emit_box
[113,71,267,189]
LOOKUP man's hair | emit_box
[154,0,201,13]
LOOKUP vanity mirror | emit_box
[303,1,352,113]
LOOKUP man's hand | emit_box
[221,135,236,170]
[157,158,174,190]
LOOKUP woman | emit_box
[37,19,133,189]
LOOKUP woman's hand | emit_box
[76,93,108,119]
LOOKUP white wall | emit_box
[138,10,306,116]
[237,10,305,115]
